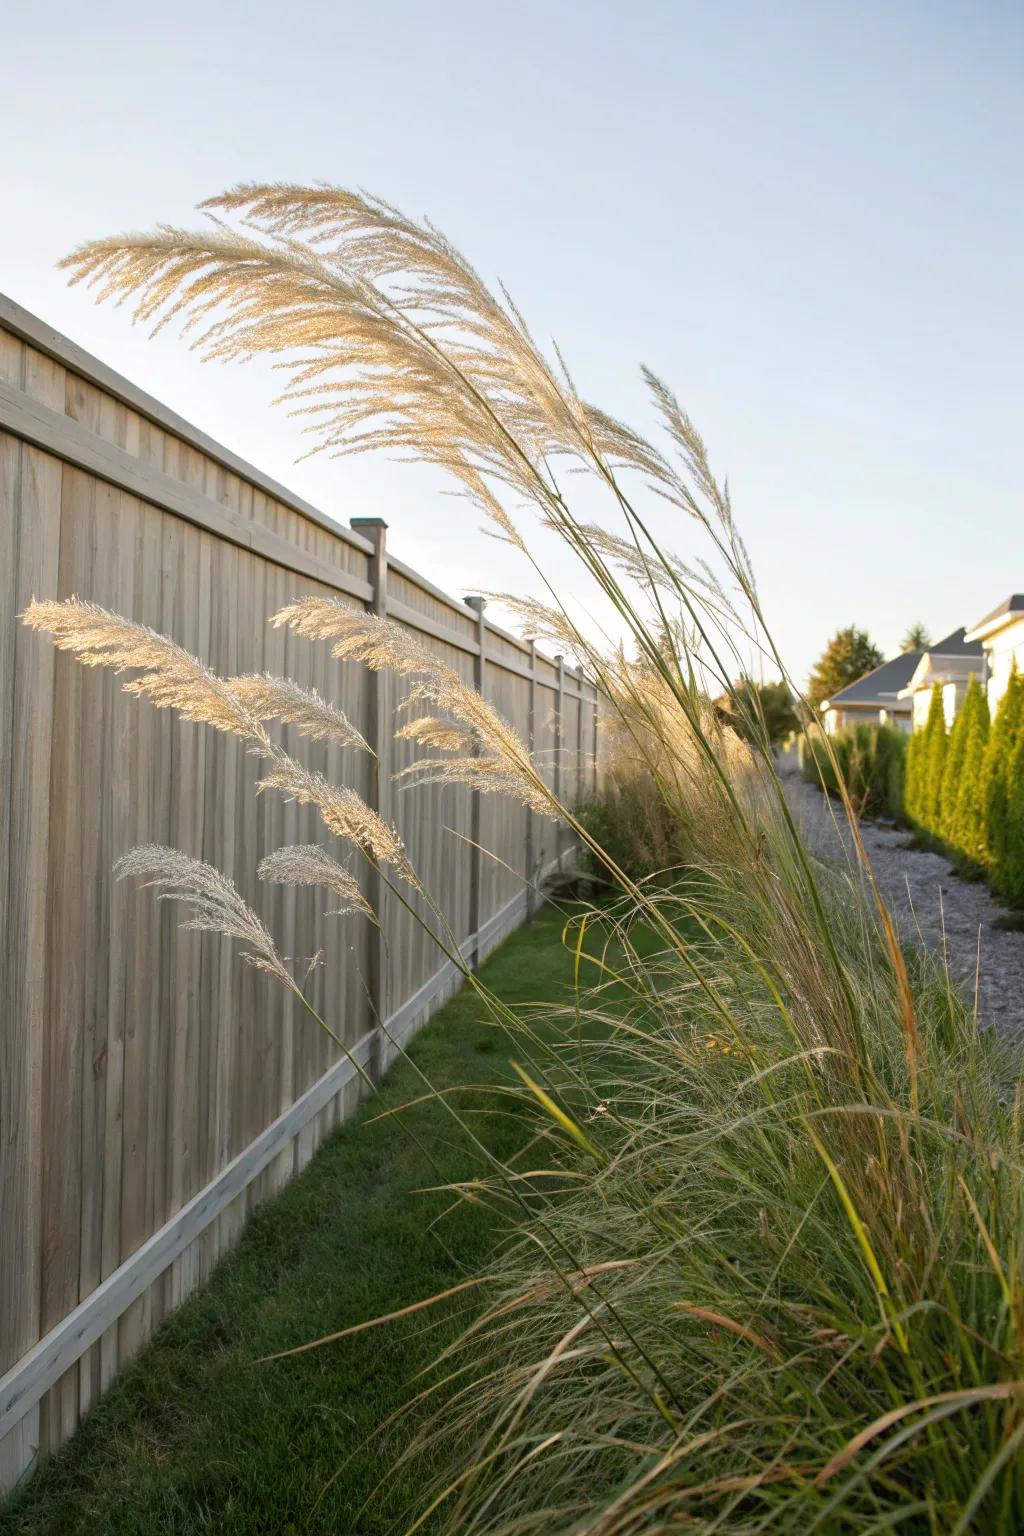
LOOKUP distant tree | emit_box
[807,627,884,710]
[723,678,799,749]
[900,621,932,653]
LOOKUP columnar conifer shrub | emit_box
[919,684,948,836]
[1001,737,1024,905]
[891,671,1024,898]
[901,685,948,840]
[23,184,1024,1532]
[985,668,1024,890]
[948,676,990,862]
[903,718,923,826]
[939,683,971,840]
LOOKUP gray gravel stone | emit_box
[782,766,1024,1037]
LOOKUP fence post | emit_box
[350,516,388,1076]
[575,665,584,809]
[525,639,537,914]
[465,596,487,967]
[592,679,599,793]
[554,654,565,869]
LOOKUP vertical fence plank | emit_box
[592,681,599,793]
[39,463,96,1453]
[117,492,167,1369]
[575,668,584,805]
[74,384,119,1423]
[1,345,64,1491]
[0,342,26,1494]
[98,421,138,1391]
[465,596,487,963]
[554,655,565,867]
[525,640,538,913]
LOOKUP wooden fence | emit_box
[0,294,599,1493]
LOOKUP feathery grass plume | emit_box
[275,596,554,815]
[23,598,271,748]
[58,185,749,681]
[59,190,583,524]
[257,843,377,924]
[256,757,418,884]
[387,714,553,814]
[484,593,596,667]
[116,845,408,1119]
[226,671,371,751]
[394,716,478,754]
[23,597,417,881]
[576,522,745,631]
[392,750,555,815]
[115,845,292,986]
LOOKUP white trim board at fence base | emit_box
[0,857,570,1450]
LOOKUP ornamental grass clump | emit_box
[25,182,1024,1531]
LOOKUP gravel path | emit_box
[781,766,1024,1038]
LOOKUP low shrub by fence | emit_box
[801,722,906,820]
[0,295,599,1492]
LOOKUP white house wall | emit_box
[942,681,958,727]
[911,690,932,731]
[984,616,1024,712]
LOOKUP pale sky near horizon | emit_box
[2,0,1021,686]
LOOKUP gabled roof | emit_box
[823,650,920,711]
[896,628,985,698]
[965,595,1024,644]
[928,626,984,658]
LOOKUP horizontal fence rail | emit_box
[0,295,600,1493]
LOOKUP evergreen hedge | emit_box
[801,723,906,820]
[803,669,1024,907]
[899,669,1024,905]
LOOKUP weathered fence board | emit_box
[0,295,599,1493]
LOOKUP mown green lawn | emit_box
[0,905,600,1536]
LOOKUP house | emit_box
[964,595,1024,712]
[896,627,985,731]
[820,650,920,735]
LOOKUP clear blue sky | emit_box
[3,0,1021,684]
